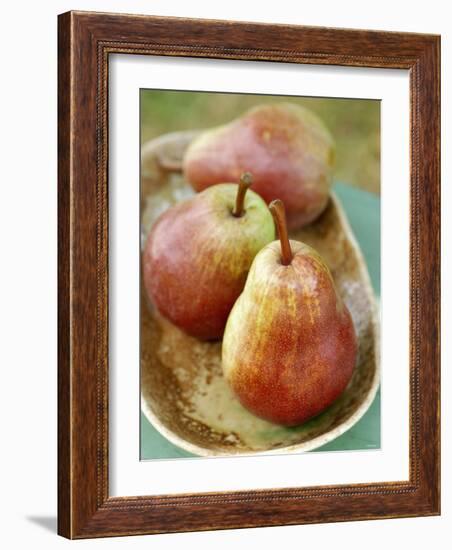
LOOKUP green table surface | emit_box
[141,182,381,460]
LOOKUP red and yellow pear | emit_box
[222,199,357,426]
[142,173,275,340]
[183,103,335,230]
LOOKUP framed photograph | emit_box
[58,11,440,538]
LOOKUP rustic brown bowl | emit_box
[140,131,380,457]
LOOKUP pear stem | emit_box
[269,199,293,266]
[233,172,253,217]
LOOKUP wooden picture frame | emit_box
[58,10,440,538]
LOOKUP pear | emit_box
[143,173,275,340]
[222,199,357,425]
[183,103,335,230]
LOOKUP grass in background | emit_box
[141,90,380,195]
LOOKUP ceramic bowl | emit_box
[140,131,380,457]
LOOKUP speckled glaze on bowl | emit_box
[140,131,380,457]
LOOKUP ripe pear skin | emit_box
[183,103,335,230]
[222,240,357,426]
[143,183,275,340]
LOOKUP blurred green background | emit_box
[141,90,380,195]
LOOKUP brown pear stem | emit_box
[269,199,293,266]
[232,172,253,217]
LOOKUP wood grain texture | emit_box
[57,10,72,538]
[57,10,440,539]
